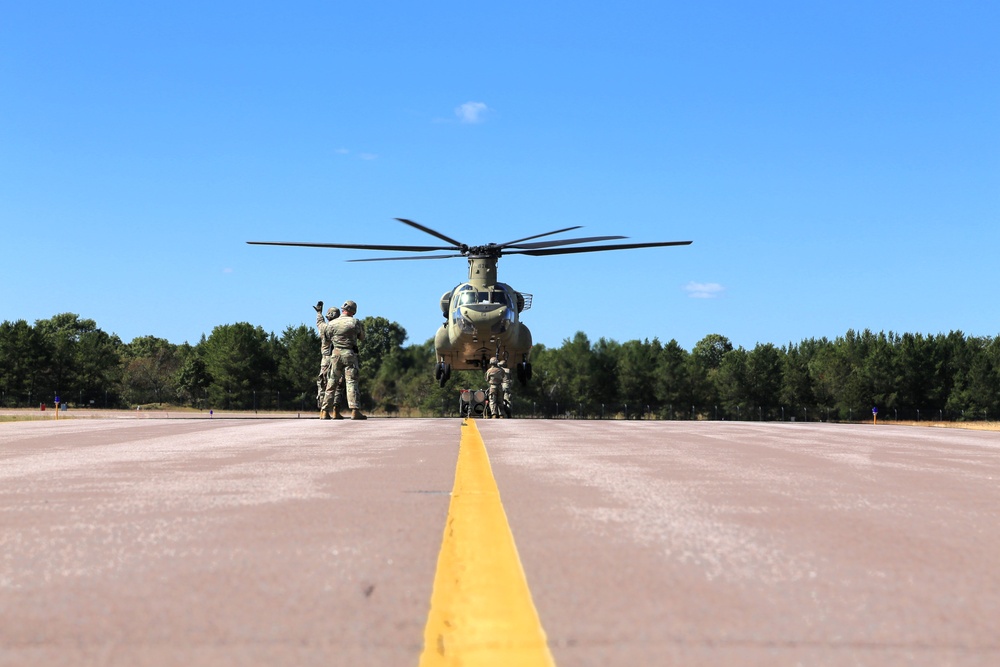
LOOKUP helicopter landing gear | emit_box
[516,361,532,386]
[435,362,451,387]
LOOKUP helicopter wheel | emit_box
[436,362,451,387]
[519,361,532,385]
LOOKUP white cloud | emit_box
[335,148,376,160]
[684,282,724,299]
[455,101,489,124]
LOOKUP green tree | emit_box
[618,338,661,417]
[202,323,276,409]
[780,341,814,418]
[358,317,408,378]
[0,319,49,406]
[591,337,622,413]
[174,343,211,408]
[947,335,1000,419]
[357,316,408,409]
[745,343,783,417]
[653,339,690,418]
[120,336,180,405]
[522,343,564,415]
[277,324,320,410]
[394,339,464,416]
[806,337,839,416]
[688,334,732,416]
[525,333,617,416]
[33,313,122,407]
[715,346,748,418]
[693,333,733,370]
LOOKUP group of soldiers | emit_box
[484,357,513,418]
[313,298,515,420]
[314,299,366,420]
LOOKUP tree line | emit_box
[2,313,999,420]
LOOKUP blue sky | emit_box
[2,2,997,352]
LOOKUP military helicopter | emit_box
[248,218,691,387]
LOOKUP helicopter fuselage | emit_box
[434,277,532,370]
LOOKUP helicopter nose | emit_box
[459,303,505,327]
[460,303,505,316]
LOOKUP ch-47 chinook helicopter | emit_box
[248,218,691,387]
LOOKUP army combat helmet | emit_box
[326,307,340,320]
[342,300,357,315]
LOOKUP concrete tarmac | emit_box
[1,417,998,666]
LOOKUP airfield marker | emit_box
[419,419,555,667]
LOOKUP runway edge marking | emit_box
[419,419,556,667]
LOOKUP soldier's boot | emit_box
[320,409,331,420]
[332,406,344,420]
[351,409,368,420]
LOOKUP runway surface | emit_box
[1,417,998,666]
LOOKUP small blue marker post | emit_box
[872,406,878,425]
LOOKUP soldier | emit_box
[320,299,367,420]
[498,359,513,418]
[485,357,505,418]
[314,302,345,413]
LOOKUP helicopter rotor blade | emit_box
[498,226,583,248]
[506,235,628,250]
[395,218,466,248]
[508,240,693,256]
[247,241,456,252]
[347,253,466,262]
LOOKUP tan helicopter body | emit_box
[248,218,691,387]
[434,276,534,385]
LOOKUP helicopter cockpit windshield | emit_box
[455,286,477,308]
[451,284,516,324]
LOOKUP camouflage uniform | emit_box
[316,307,344,408]
[499,360,513,418]
[322,302,365,415]
[485,358,505,418]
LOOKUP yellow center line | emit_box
[419,419,556,667]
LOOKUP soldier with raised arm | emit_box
[314,301,345,414]
[320,300,367,420]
